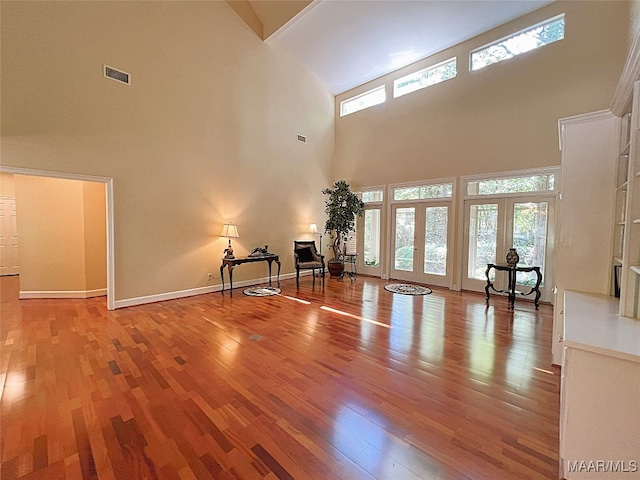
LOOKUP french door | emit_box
[462,196,555,303]
[390,202,452,287]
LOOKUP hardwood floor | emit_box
[0,275,560,479]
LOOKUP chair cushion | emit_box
[298,261,323,269]
[297,246,315,263]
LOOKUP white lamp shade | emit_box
[308,223,319,234]
[220,223,239,238]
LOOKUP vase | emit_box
[505,248,519,266]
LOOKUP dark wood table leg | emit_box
[485,264,492,303]
[533,267,542,309]
[220,255,281,295]
[508,268,516,309]
[228,265,234,296]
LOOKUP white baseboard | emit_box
[113,272,300,309]
[114,285,219,308]
[20,288,107,299]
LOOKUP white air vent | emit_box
[104,65,130,85]
[297,134,307,143]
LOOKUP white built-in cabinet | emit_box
[555,25,640,477]
[554,111,618,365]
[560,292,640,480]
[556,83,640,479]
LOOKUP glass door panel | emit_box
[467,203,499,280]
[418,204,452,287]
[393,207,415,273]
[360,207,383,276]
[423,206,448,275]
[511,201,548,287]
[364,209,381,267]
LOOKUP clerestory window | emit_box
[340,86,386,117]
[393,58,457,98]
[470,14,565,71]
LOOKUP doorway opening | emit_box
[0,167,115,310]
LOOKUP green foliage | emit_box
[394,183,452,201]
[395,60,456,93]
[477,175,554,195]
[322,180,365,260]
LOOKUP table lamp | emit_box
[220,223,239,259]
[308,223,322,253]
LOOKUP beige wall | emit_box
[14,176,106,295]
[0,173,16,197]
[249,0,312,39]
[1,1,334,302]
[83,181,107,292]
[226,0,263,39]
[334,1,630,187]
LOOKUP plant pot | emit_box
[327,261,344,277]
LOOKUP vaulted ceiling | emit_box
[231,0,554,95]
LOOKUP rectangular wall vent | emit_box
[104,65,131,85]
[297,134,307,143]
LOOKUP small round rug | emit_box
[243,286,281,297]
[384,283,432,295]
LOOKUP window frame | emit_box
[390,179,455,203]
[340,85,386,117]
[461,167,560,200]
[360,188,385,204]
[355,186,386,272]
[470,13,565,71]
[393,57,457,99]
[388,178,456,285]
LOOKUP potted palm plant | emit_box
[322,180,365,277]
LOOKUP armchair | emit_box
[294,240,325,287]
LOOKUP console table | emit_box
[220,254,281,296]
[485,263,542,309]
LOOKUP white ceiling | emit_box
[270,0,553,95]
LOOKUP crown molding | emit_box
[611,29,640,117]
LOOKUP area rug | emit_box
[243,286,281,297]
[384,283,432,295]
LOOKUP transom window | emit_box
[393,58,457,98]
[340,86,386,117]
[393,183,453,201]
[361,190,384,203]
[466,172,556,196]
[471,14,565,71]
